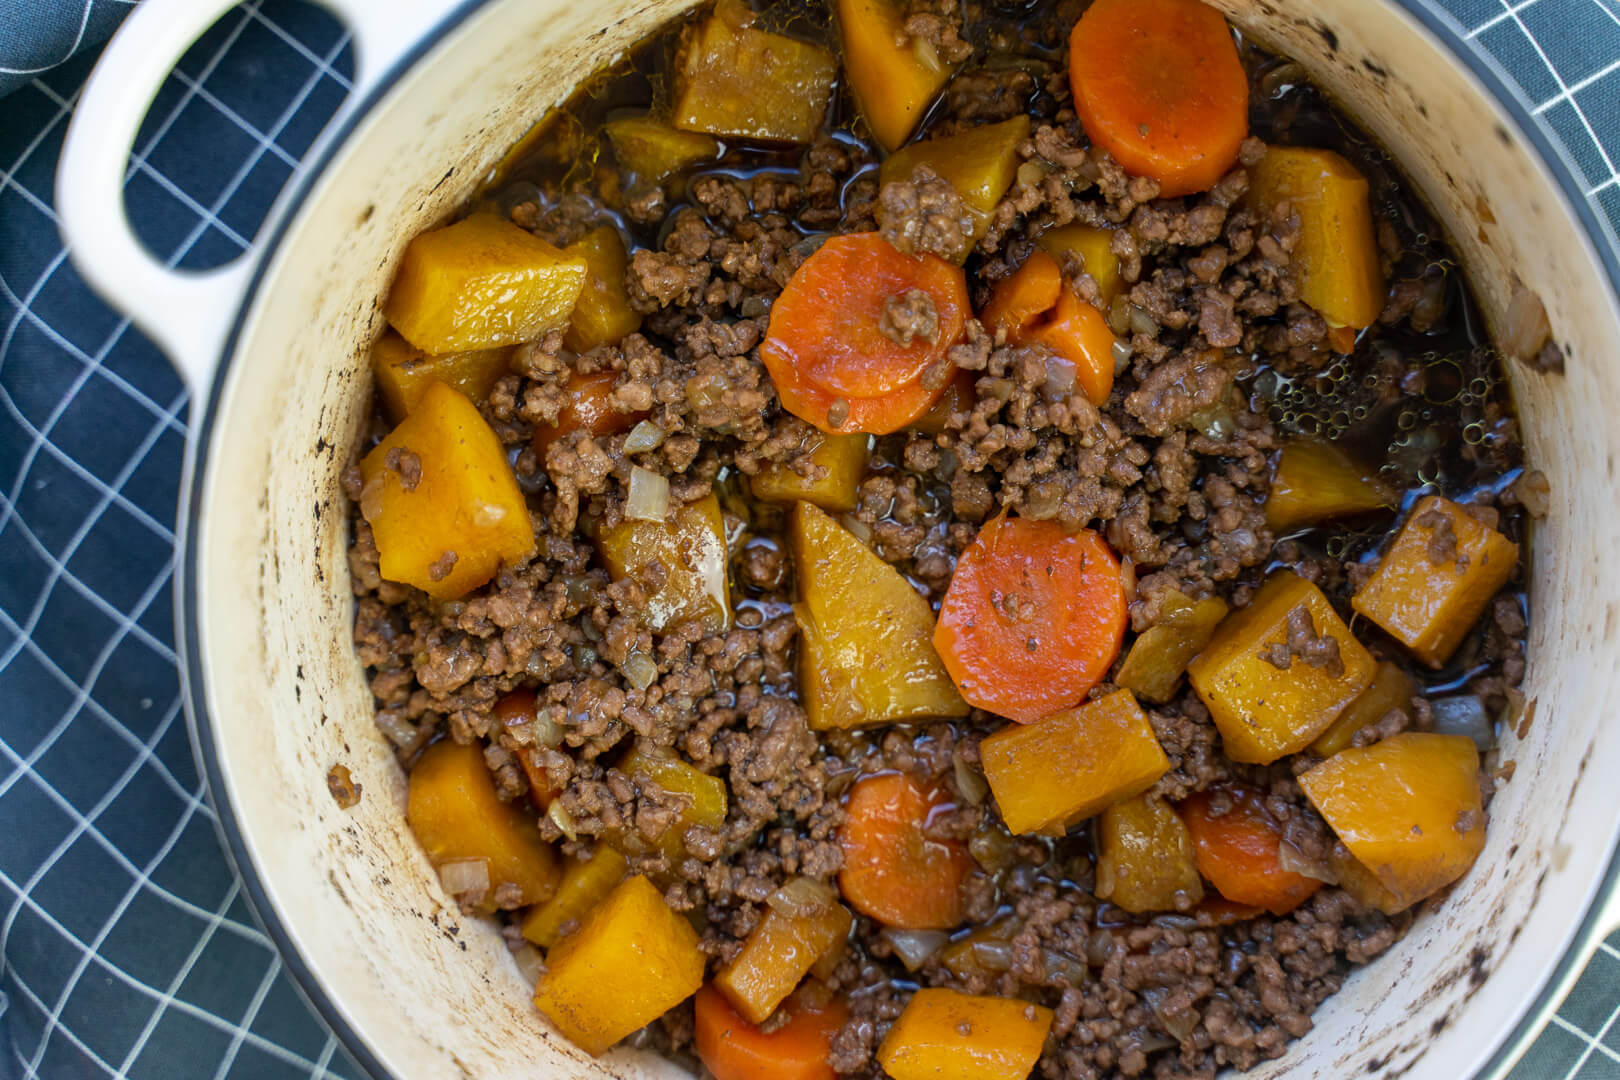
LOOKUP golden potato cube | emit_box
[520,845,628,949]
[563,226,641,353]
[1266,439,1395,531]
[878,988,1054,1080]
[1299,733,1486,910]
[880,115,1031,262]
[617,743,728,860]
[791,502,967,729]
[715,892,853,1023]
[838,0,953,151]
[359,380,536,600]
[406,740,559,910]
[598,492,731,634]
[750,432,871,512]
[1352,495,1519,668]
[1186,570,1375,764]
[384,214,588,353]
[1329,844,1412,915]
[532,875,705,1056]
[603,114,721,183]
[1115,591,1229,704]
[979,689,1169,835]
[1037,224,1122,304]
[1249,146,1385,332]
[370,330,512,421]
[1096,793,1204,914]
[1309,660,1418,758]
[672,9,837,144]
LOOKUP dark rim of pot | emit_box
[176,1,1620,1077]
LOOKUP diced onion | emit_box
[1276,841,1338,884]
[1043,350,1077,400]
[766,876,838,918]
[1512,470,1551,518]
[1044,948,1088,989]
[882,929,949,972]
[1111,337,1134,373]
[548,800,579,842]
[1501,276,1551,361]
[968,940,1014,972]
[531,708,564,749]
[969,827,1019,874]
[1431,695,1496,751]
[624,420,666,454]
[620,650,658,691]
[1086,928,1116,967]
[1128,304,1159,337]
[513,944,546,986]
[625,465,670,522]
[438,857,491,895]
[953,744,989,807]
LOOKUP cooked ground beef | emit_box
[344,2,1531,1076]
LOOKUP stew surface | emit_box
[339,1,1543,1077]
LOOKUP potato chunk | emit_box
[1115,590,1228,704]
[533,875,705,1056]
[598,492,730,634]
[615,742,728,859]
[406,741,559,911]
[1096,794,1204,914]
[880,116,1030,262]
[1186,571,1375,763]
[1329,844,1411,915]
[878,988,1054,1080]
[751,432,871,512]
[384,214,588,353]
[563,226,641,353]
[715,881,853,1023]
[359,380,535,600]
[672,5,837,144]
[1037,224,1122,305]
[1309,660,1418,758]
[791,502,967,729]
[520,845,628,949]
[603,114,720,183]
[1248,146,1384,339]
[1299,733,1486,909]
[839,0,953,151]
[1266,439,1395,531]
[370,330,511,421]
[1352,495,1519,667]
[980,689,1169,835]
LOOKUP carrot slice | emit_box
[761,233,969,435]
[695,985,848,1080]
[839,773,974,929]
[980,251,1063,341]
[1068,0,1249,199]
[1178,787,1323,916]
[932,514,1127,723]
[533,369,646,455]
[1026,287,1118,406]
[494,690,560,807]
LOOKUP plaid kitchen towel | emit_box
[2,0,1620,1077]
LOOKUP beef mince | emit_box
[344,1,1529,1076]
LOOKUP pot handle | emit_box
[56,0,444,394]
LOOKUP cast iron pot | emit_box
[54,0,1620,1075]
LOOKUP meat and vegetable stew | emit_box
[341,0,1544,1075]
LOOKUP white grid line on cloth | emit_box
[0,0,97,77]
[116,880,243,1075]
[311,1034,341,1080]
[1549,1013,1620,1068]
[243,4,352,92]
[0,858,333,1078]
[129,159,254,251]
[1501,0,1620,183]
[208,955,284,1080]
[1467,0,1542,38]
[7,978,122,1078]
[1528,0,1620,115]
[167,69,305,172]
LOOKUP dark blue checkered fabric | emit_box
[1,0,1618,1077]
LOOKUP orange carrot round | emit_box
[493,690,560,807]
[980,251,1063,341]
[932,514,1127,723]
[761,233,968,435]
[694,985,848,1080]
[838,773,974,929]
[1179,787,1323,916]
[1068,0,1249,199]
[533,369,646,455]
[1027,288,1118,406]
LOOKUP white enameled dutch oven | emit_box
[53,0,1620,1076]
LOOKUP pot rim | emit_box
[176,1,1620,1077]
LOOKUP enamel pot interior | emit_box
[182,0,1620,1076]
